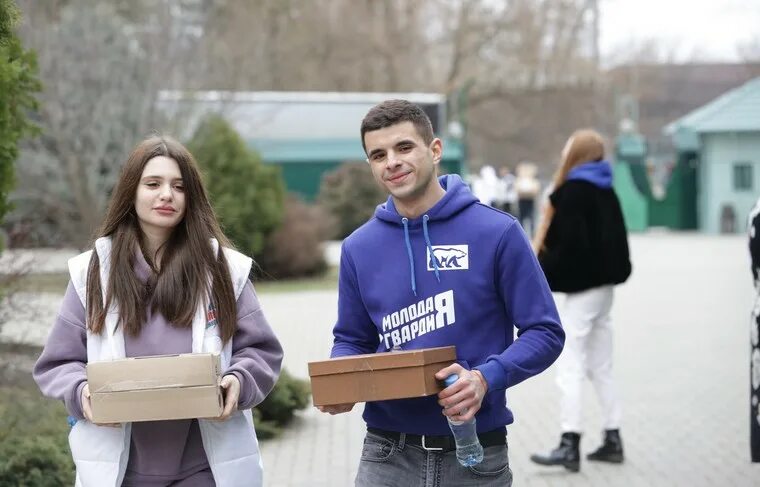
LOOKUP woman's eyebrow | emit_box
[140,175,183,180]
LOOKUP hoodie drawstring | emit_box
[402,215,441,297]
[423,215,441,283]
[402,218,417,296]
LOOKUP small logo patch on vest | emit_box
[206,304,218,329]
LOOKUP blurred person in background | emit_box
[494,166,517,215]
[529,129,631,472]
[33,136,283,487]
[514,162,540,236]
[747,197,760,462]
[472,164,500,207]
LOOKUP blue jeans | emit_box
[355,430,512,487]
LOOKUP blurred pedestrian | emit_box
[747,197,760,462]
[472,164,500,207]
[514,162,540,235]
[33,135,283,486]
[495,166,517,215]
[529,129,631,472]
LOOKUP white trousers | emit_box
[556,285,622,433]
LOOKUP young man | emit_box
[319,99,565,486]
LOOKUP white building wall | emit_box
[700,132,760,233]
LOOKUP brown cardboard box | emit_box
[87,353,223,423]
[308,346,456,406]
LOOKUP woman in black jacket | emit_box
[529,129,631,472]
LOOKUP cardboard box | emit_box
[87,353,223,423]
[308,346,456,406]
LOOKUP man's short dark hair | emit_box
[360,99,435,153]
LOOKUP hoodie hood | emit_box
[371,174,479,297]
[566,160,613,189]
[374,174,479,225]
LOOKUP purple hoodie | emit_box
[331,175,564,435]
[33,251,283,485]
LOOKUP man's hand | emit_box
[218,374,241,421]
[317,403,356,415]
[80,383,120,427]
[435,363,489,423]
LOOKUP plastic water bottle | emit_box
[444,374,484,466]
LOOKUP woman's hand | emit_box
[317,403,356,415]
[80,383,120,427]
[218,374,241,420]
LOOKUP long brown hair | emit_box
[86,135,238,343]
[551,129,606,189]
[532,129,606,254]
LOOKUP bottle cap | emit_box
[444,374,459,387]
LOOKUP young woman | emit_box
[34,136,283,487]
[529,129,631,472]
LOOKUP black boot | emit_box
[530,432,581,472]
[587,429,624,463]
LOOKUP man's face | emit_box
[364,121,442,205]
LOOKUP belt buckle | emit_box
[420,435,444,451]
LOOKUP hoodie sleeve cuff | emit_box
[475,360,508,392]
[227,369,258,410]
[66,379,87,420]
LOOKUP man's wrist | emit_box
[472,369,489,393]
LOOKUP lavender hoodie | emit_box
[33,252,283,485]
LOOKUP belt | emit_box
[367,427,506,453]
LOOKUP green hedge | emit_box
[0,388,74,486]
[317,162,386,239]
[0,436,73,487]
[253,368,311,439]
[188,115,285,259]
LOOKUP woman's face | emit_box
[134,156,186,236]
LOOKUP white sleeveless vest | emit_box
[67,237,263,487]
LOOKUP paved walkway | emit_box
[257,233,760,486]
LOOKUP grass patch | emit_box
[7,273,69,294]
[253,266,338,293]
[0,378,70,442]
[11,267,339,295]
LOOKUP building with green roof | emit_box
[665,77,760,233]
[247,137,464,201]
[158,91,466,201]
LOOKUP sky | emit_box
[600,0,760,64]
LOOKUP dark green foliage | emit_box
[253,368,310,439]
[251,408,280,440]
[0,0,40,249]
[0,435,74,487]
[188,115,285,258]
[0,387,74,486]
[0,0,20,45]
[317,162,386,240]
[257,195,329,279]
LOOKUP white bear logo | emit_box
[427,245,469,271]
